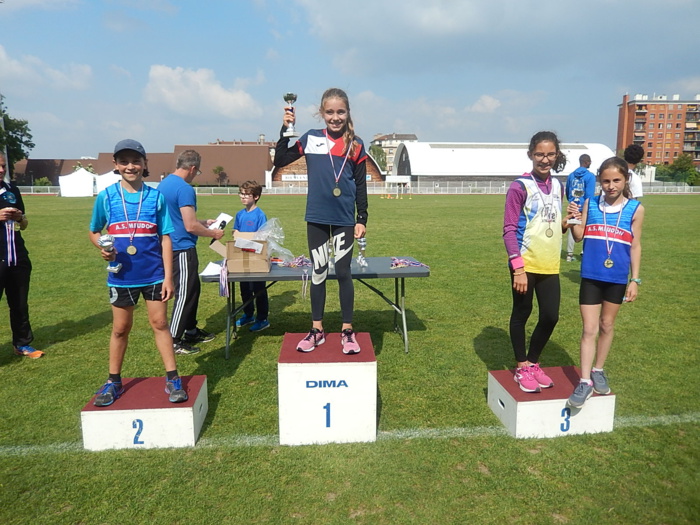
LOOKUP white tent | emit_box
[95,170,121,194]
[58,168,94,197]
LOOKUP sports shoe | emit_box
[173,341,200,355]
[249,319,270,332]
[13,345,45,359]
[183,328,215,344]
[591,369,611,395]
[297,328,325,352]
[567,381,593,408]
[94,380,124,407]
[529,363,553,388]
[514,366,540,393]
[341,329,361,355]
[566,254,575,262]
[236,314,255,328]
[165,376,188,403]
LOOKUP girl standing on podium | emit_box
[503,131,577,393]
[566,157,644,407]
[274,88,368,355]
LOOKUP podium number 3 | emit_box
[560,408,571,432]
[132,419,145,444]
[323,403,331,428]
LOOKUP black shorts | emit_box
[109,283,163,307]
[579,278,626,305]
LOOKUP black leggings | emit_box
[307,222,354,324]
[509,272,560,364]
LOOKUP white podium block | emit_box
[487,366,615,439]
[278,332,377,446]
[81,375,208,451]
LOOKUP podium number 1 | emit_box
[323,403,331,428]
[133,419,145,444]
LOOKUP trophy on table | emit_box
[97,234,122,273]
[283,92,299,138]
[567,179,585,225]
[357,237,368,268]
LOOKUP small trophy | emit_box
[567,179,585,225]
[283,92,298,138]
[97,234,122,273]
[357,237,368,267]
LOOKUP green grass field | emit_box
[0,194,698,524]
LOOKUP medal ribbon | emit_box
[602,199,625,262]
[119,184,144,248]
[529,173,555,226]
[325,130,351,189]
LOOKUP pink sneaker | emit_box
[529,363,553,388]
[297,328,325,352]
[514,366,540,393]
[341,329,361,355]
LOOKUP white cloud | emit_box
[466,95,501,114]
[0,45,91,96]
[143,65,263,120]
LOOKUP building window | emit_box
[678,105,683,109]
[659,123,664,129]
[675,133,681,139]
[647,142,653,148]
[659,113,665,119]
[649,113,655,119]
[676,123,682,129]
[668,114,673,119]
[657,152,662,158]
[678,113,682,119]
[648,132,654,138]
[646,152,652,158]
[657,132,663,138]
[674,152,679,157]
[667,123,673,129]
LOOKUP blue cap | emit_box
[113,139,147,158]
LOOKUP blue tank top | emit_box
[105,184,165,286]
[581,196,640,285]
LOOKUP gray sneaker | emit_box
[591,369,611,394]
[165,377,188,403]
[567,381,593,408]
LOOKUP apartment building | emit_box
[370,133,418,174]
[617,93,700,168]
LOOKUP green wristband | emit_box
[630,278,642,285]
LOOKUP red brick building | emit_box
[617,93,700,167]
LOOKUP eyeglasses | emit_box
[532,152,558,161]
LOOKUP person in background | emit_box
[232,180,270,332]
[0,151,42,358]
[623,144,644,200]
[565,154,596,262]
[89,139,186,407]
[158,150,225,355]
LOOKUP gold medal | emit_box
[604,258,614,268]
[127,245,138,255]
[332,186,342,197]
[545,228,553,238]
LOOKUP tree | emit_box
[0,96,35,175]
[369,145,387,172]
[213,165,228,186]
[72,161,96,174]
[668,153,698,185]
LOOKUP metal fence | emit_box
[17,182,700,196]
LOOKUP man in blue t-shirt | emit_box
[565,154,596,262]
[158,150,225,354]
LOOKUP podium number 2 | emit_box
[560,408,571,432]
[323,403,331,428]
[132,419,145,444]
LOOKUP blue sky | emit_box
[1,0,699,159]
